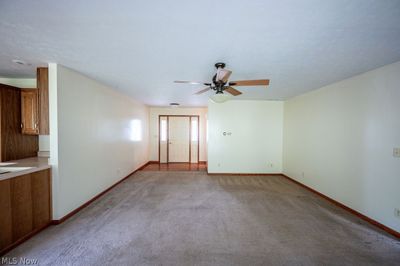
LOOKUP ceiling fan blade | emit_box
[195,87,211,95]
[216,69,232,83]
[224,87,242,96]
[229,79,270,86]
[174,80,208,85]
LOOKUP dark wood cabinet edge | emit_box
[37,67,49,135]
[20,88,38,92]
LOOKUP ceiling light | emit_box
[12,59,31,66]
[170,103,180,108]
[210,92,231,103]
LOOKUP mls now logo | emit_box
[1,257,18,265]
[1,257,38,265]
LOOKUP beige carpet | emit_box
[4,171,400,265]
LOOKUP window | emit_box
[191,120,198,141]
[160,120,167,141]
[130,119,142,141]
[206,119,208,142]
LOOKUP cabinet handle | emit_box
[21,123,23,129]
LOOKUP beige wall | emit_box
[0,77,36,88]
[283,61,400,233]
[49,64,150,219]
[208,100,283,174]
[149,107,207,162]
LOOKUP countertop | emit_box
[0,157,51,181]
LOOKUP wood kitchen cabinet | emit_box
[0,179,12,251]
[21,89,39,135]
[11,174,33,240]
[0,83,38,162]
[37,67,49,135]
[19,67,49,136]
[0,168,51,255]
[31,170,51,228]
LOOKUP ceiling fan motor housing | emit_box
[212,74,226,93]
[214,62,226,69]
[212,62,228,90]
[213,62,232,91]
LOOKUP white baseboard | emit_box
[37,151,50,158]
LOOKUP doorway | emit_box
[159,115,199,163]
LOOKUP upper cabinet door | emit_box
[37,68,49,135]
[21,90,39,135]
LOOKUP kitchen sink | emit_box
[0,166,34,174]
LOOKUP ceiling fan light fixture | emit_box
[169,103,180,108]
[210,92,231,103]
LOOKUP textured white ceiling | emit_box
[1,0,400,106]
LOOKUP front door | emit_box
[168,116,190,162]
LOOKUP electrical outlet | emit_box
[393,148,400,158]
[395,208,400,218]
[302,172,305,178]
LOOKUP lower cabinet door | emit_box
[31,170,51,229]
[0,169,51,254]
[21,89,39,135]
[0,179,13,251]
[11,174,33,241]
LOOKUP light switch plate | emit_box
[394,208,400,218]
[393,148,400,158]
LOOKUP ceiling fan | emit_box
[174,62,270,103]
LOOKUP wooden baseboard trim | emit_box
[52,161,149,225]
[138,161,153,169]
[206,171,399,238]
[147,161,206,165]
[207,172,281,176]
[280,174,400,239]
[0,222,52,256]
